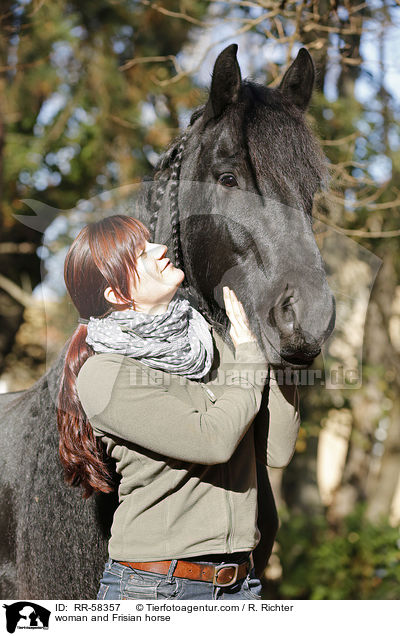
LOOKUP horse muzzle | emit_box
[264,287,336,368]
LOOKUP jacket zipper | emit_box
[198,381,217,403]
[225,462,233,552]
[199,381,233,551]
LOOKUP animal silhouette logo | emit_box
[2,602,50,633]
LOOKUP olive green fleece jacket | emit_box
[76,327,300,561]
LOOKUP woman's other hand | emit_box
[223,286,257,348]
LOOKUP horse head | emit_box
[154,44,335,369]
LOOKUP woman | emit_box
[57,214,300,600]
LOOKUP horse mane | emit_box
[151,124,227,333]
[241,80,329,214]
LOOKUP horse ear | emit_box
[279,48,314,111]
[203,44,242,123]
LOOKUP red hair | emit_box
[56,215,150,498]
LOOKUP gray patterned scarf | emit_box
[85,298,214,380]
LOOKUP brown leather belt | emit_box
[118,558,250,587]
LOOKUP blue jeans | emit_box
[97,557,262,600]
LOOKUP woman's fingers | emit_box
[223,286,256,346]
[223,287,237,331]
[234,297,251,329]
[224,286,242,318]
[222,287,232,323]
[227,288,242,324]
[224,287,239,326]
[236,298,251,327]
[228,288,248,329]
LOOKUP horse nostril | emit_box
[271,293,297,337]
[281,298,295,325]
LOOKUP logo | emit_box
[2,603,50,634]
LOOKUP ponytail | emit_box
[58,215,149,497]
[56,325,114,499]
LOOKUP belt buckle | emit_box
[213,563,239,587]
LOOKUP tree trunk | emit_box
[365,249,400,521]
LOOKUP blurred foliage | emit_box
[1,0,208,224]
[269,506,400,600]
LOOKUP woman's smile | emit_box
[130,241,184,313]
[160,257,172,272]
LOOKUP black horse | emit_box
[0,45,335,599]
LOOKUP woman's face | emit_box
[133,241,185,311]
[104,241,185,314]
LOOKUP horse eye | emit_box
[218,173,238,188]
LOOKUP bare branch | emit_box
[0,9,13,23]
[27,0,47,17]
[350,183,390,206]
[119,54,182,73]
[363,199,400,212]
[0,56,50,74]
[150,9,281,88]
[313,211,400,238]
[328,162,378,186]
[303,22,363,35]
[118,0,371,88]
[108,114,139,130]
[323,189,400,211]
[0,272,33,307]
[138,0,207,26]
[341,57,363,66]
[348,2,369,15]
[320,132,360,146]
[0,242,36,254]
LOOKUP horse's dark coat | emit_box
[0,45,335,598]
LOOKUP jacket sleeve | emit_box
[253,367,301,468]
[76,348,268,466]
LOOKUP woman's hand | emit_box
[223,286,257,348]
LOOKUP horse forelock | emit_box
[241,80,329,213]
